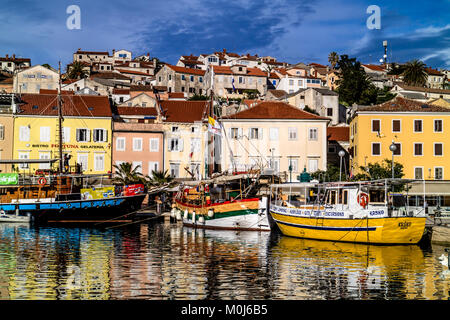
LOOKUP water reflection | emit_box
[0,222,448,300]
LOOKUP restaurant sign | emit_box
[0,173,18,185]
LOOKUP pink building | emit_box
[112,121,164,177]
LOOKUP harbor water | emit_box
[0,221,448,300]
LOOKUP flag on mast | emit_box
[208,116,221,135]
[232,77,236,92]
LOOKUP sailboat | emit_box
[171,69,273,231]
[0,62,146,224]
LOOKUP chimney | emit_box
[112,49,116,54]
[147,52,150,57]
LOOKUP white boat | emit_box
[0,211,31,223]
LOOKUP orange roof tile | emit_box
[18,94,112,117]
[327,126,349,141]
[223,101,329,120]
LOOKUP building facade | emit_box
[13,94,113,174]
[220,101,329,180]
[349,97,450,180]
[13,65,59,94]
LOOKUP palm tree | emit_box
[402,60,428,87]
[66,61,88,80]
[147,170,175,187]
[328,52,339,69]
[112,162,145,185]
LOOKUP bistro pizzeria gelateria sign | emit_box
[0,173,18,185]
[31,144,106,150]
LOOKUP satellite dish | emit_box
[379,59,384,63]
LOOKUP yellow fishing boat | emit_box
[269,179,427,244]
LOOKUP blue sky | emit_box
[1,0,449,70]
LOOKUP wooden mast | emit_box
[57,61,63,174]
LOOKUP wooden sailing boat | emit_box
[0,62,146,224]
[171,67,272,231]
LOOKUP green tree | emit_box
[311,164,343,182]
[335,55,376,106]
[66,61,88,80]
[402,60,427,87]
[188,94,209,101]
[243,89,259,100]
[328,52,339,69]
[351,159,404,181]
[147,170,175,188]
[112,162,145,185]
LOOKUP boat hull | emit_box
[175,198,270,231]
[270,210,426,244]
[0,194,146,223]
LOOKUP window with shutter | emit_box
[116,137,126,151]
[269,128,279,141]
[414,143,423,156]
[0,125,4,140]
[392,120,401,132]
[434,120,443,132]
[414,120,422,132]
[19,126,30,142]
[133,138,143,151]
[372,143,381,156]
[40,126,50,142]
[149,138,159,152]
[371,120,380,132]
[434,143,443,156]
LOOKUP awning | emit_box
[405,180,450,196]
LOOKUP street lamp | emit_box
[389,141,397,180]
[338,150,346,182]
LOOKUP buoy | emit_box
[207,209,214,218]
[176,210,182,221]
[192,211,196,223]
[183,209,188,219]
[170,208,176,218]
[198,215,205,224]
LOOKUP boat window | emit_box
[343,190,348,205]
[330,190,336,205]
[369,190,385,203]
[392,195,406,208]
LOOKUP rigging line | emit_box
[243,135,270,167]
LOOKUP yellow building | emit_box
[13,93,112,174]
[349,97,450,180]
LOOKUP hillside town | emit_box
[0,46,449,184]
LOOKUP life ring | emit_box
[357,192,369,208]
[38,177,47,186]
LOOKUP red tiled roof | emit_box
[362,64,386,72]
[90,72,130,80]
[160,100,209,123]
[425,67,443,76]
[327,126,349,142]
[113,88,130,94]
[309,63,327,68]
[212,66,267,77]
[39,89,74,95]
[76,50,109,55]
[166,65,206,76]
[223,101,330,120]
[358,97,450,113]
[168,92,185,99]
[18,94,112,117]
[116,68,152,76]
